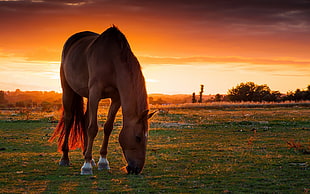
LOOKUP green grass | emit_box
[0,106,309,193]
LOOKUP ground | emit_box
[0,105,309,193]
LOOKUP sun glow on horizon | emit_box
[1,52,310,95]
[0,57,62,92]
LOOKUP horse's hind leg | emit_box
[59,90,75,166]
[98,98,121,170]
[83,100,89,156]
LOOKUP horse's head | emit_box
[119,110,156,174]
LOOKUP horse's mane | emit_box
[101,26,149,115]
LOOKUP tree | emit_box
[192,92,197,103]
[282,85,310,101]
[214,94,223,102]
[198,85,204,103]
[265,91,281,102]
[293,86,310,101]
[294,89,303,101]
[227,82,256,101]
[227,82,278,102]
[307,85,310,100]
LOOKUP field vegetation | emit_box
[0,103,309,193]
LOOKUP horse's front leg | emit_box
[81,93,100,175]
[82,101,96,167]
[98,98,121,170]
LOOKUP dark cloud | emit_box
[0,0,310,59]
[1,0,310,32]
[2,0,310,20]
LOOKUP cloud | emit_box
[139,55,310,67]
[1,0,309,23]
[0,0,310,62]
[1,0,310,36]
[0,58,59,74]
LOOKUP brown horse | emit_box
[49,26,155,175]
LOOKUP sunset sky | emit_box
[0,0,309,94]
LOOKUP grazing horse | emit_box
[49,26,155,175]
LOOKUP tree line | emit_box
[0,89,62,111]
[225,82,310,102]
[1,82,310,108]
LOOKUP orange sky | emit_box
[0,0,310,94]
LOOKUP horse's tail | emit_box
[49,93,86,153]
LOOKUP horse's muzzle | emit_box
[126,165,141,175]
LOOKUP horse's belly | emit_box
[63,62,89,98]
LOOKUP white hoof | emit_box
[81,162,93,175]
[98,156,110,170]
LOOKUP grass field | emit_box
[0,105,309,193]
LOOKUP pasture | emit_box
[0,104,309,193]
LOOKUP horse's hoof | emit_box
[81,162,93,175]
[98,162,110,170]
[81,168,93,175]
[91,159,96,167]
[59,159,70,166]
[98,156,110,170]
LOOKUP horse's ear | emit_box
[140,110,156,121]
[147,111,157,120]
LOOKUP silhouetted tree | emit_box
[307,85,310,99]
[214,94,223,102]
[227,82,279,102]
[198,85,204,103]
[227,82,256,101]
[192,92,197,103]
[282,85,310,101]
[292,86,310,101]
[265,91,282,102]
[294,89,303,101]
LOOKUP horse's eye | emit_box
[136,136,142,143]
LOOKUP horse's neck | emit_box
[121,89,148,123]
[118,71,148,123]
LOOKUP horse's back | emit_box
[61,31,99,97]
[62,31,98,57]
